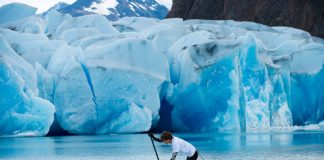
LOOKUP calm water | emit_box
[1,132,324,160]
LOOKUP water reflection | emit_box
[0,132,324,159]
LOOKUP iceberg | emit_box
[53,38,169,134]
[0,16,45,34]
[169,34,275,132]
[0,36,55,137]
[238,38,272,131]
[145,23,191,53]
[70,32,137,49]
[47,45,82,75]
[0,28,48,44]
[166,30,216,83]
[11,40,65,67]
[0,29,65,68]
[45,10,73,37]
[0,8,323,135]
[0,35,38,94]
[112,17,158,32]
[170,37,243,131]
[290,43,324,125]
[59,28,101,44]
[55,14,119,37]
[36,63,57,102]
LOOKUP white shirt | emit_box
[172,136,196,157]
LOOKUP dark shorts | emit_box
[187,151,198,160]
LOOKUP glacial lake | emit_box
[1,132,324,160]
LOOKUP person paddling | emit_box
[148,131,199,160]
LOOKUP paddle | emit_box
[149,133,160,160]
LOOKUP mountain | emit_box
[50,0,169,21]
[167,0,324,38]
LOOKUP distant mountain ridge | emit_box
[49,0,169,21]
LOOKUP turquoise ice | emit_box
[0,5,323,136]
[0,35,54,136]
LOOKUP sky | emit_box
[0,0,172,13]
[156,0,172,9]
[0,0,77,13]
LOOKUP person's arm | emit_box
[148,133,162,142]
[170,152,178,160]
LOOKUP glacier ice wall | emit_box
[0,35,55,136]
[52,38,169,134]
[290,44,324,125]
[0,4,323,136]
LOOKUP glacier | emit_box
[0,35,55,136]
[0,3,323,136]
[53,38,169,134]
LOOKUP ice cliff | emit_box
[0,3,323,136]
